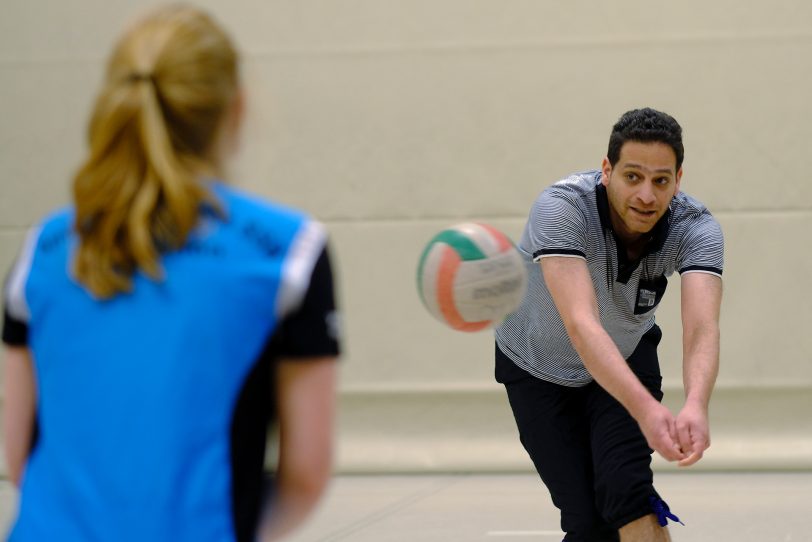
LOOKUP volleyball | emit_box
[416,223,527,332]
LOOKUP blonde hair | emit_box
[72,5,238,298]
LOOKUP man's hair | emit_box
[607,108,684,170]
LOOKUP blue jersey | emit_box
[2,182,339,542]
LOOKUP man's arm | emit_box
[258,356,337,541]
[675,271,722,467]
[540,256,685,462]
[3,346,37,486]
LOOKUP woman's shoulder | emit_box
[211,181,311,225]
[24,207,75,254]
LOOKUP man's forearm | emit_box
[682,324,720,408]
[569,319,659,420]
[679,272,723,409]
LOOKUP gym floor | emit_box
[3,472,808,541]
[282,472,811,541]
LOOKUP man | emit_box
[495,108,723,541]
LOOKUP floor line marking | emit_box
[487,531,565,536]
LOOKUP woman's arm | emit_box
[258,356,337,541]
[3,346,37,486]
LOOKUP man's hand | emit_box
[637,401,686,462]
[675,401,710,467]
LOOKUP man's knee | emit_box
[593,468,653,527]
[618,514,671,542]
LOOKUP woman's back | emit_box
[7,183,328,541]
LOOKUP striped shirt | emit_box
[495,170,723,387]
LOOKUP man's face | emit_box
[601,141,682,244]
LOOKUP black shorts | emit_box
[496,325,666,542]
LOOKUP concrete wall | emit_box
[1,1,810,472]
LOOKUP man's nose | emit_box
[637,181,656,205]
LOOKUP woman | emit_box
[2,5,339,541]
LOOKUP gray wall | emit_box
[2,1,811,472]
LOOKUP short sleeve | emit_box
[263,244,340,360]
[677,212,724,277]
[528,189,589,262]
[2,307,28,346]
[2,225,41,347]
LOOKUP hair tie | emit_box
[126,72,154,84]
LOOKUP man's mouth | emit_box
[630,207,657,218]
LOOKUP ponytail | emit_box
[72,6,237,298]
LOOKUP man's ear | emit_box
[601,157,612,187]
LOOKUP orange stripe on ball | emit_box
[437,246,491,332]
[477,222,512,252]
